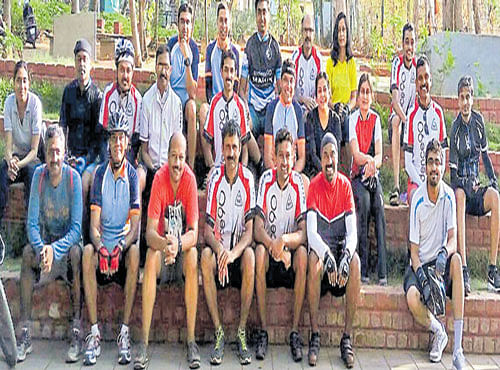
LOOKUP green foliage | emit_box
[192,4,218,42]
[231,8,256,42]
[0,78,13,112]
[102,11,132,35]
[269,0,303,44]
[0,224,27,257]
[30,0,71,31]
[3,29,24,56]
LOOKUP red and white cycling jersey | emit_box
[291,46,323,101]
[206,163,255,250]
[390,55,416,116]
[256,169,306,239]
[203,91,251,166]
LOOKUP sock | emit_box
[91,323,100,337]
[429,315,441,334]
[453,319,464,355]
[120,324,129,336]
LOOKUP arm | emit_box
[348,90,357,111]
[3,131,12,163]
[201,134,215,168]
[183,43,198,100]
[405,151,422,186]
[391,89,407,123]
[205,75,213,103]
[294,139,306,172]
[230,219,253,260]
[204,222,224,256]
[444,228,457,257]
[449,123,466,189]
[124,213,140,249]
[239,78,249,102]
[253,214,273,249]
[282,218,306,250]
[241,142,249,166]
[264,134,274,169]
[17,134,40,169]
[410,242,422,272]
[141,141,155,171]
[345,212,357,257]
[306,210,329,259]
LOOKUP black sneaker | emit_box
[255,329,268,360]
[488,265,500,293]
[463,266,471,296]
[289,331,303,362]
[16,326,32,362]
[340,333,355,368]
[308,332,320,366]
[210,326,225,365]
[66,325,82,363]
[236,327,251,365]
[389,187,400,206]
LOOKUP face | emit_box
[276,140,294,181]
[316,77,330,106]
[222,57,236,92]
[426,149,442,187]
[416,62,432,105]
[217,8,230,41]
[75,50,91,85]
[223,134,241,172]
[358,80,372,112]
[156,52,171,85]
[337,18,347,49]
[458,86,473,121]
[403,29,415,64]
[117,61,133,93]
[321,143,337,182]
[14,67,29,103]
[168,138,186,183]
[302,16,314,48]
[280,72,295,104]
[46,135,65,177]
[256,0,270,35]
[109,131,128,168]
[178,11,193,41]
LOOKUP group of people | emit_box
[0,0,499,369]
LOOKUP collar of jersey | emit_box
[108,160,127,181]
[223,163,241,184]
[257,32,270,42]
[300,45,316,61]
[222,91,235,103]
[279,95,293,107]
[424,181,445,205]
[217,38,231,51]
[13,92,32,116]
[155,82,170,104]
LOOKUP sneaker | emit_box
[429,322,448,363]
[340,333,355,368]
[308,332,320,366]
[487,265,500,293]
[463,266,471,297]
[66,326,82,363]
[452,349,467,370]
[236,327,251,365]
[390,188,400,206]
[361,275,370,284]
[133,342,149,370]
[379,277,388,286]
[210,326,225,365]
[186,341,200,369]
[83,332,101,366]
[16,326,32,362]
[117,331,131,365]
[289,331,303,362]
[255,329,268,360]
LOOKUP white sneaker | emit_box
[429,323,448,363]
[117,331,131,365]
[452,349,466,370]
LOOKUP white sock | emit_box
[429,315,442,334]
[120,324,129,336]
[453,319,464,355]
[91,323,100,338]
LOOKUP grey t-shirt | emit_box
[3,91,42,157]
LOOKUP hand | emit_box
[416,266,432,308]
[337,249,351,288]
[98,246,110,274]
[164,235,179,260]
[323,249,337,287]
[179,39,189,59]
[281,249,292,270]
[269,237,285,261]
[7,158,18,181]
[435,248,448,277]
[364,158,376,178]
[10,156,19,172]
[41,244,54,273]
[109,242,124,274]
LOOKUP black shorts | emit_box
[33,244,80,287]
[216,257,242,290]
[157,249,184,285]
[403,257,452,299]
[266,256,295,289]
[466,186,488,216]
[96,247,134,287]
[317,247,348,298]
[387,112,405,146]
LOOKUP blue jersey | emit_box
[205,40,240,100]
[264,97,304,143]
[167,36,200,107]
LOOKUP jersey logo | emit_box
[235,190,243,207]
[164,201,184,239]
[266,46,272,61]
[431,118,437,131]
[286,194,293,211]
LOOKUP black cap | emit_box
[74,38,92,57]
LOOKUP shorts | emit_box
[403,257,452,299]
[465,186,488,216]
[96,247,134,287]
[249,104,266,139]
[266,256,295,289]
[388,112,405,146]
[33,243,81,287]
[216,256,242,290]
[157,249,184,285]
[317,247,348,298]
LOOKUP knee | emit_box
[391,115,401,130]
[242,247,255,272]
[144,248,160,274]
[69,245,82,264]
[126,244,140,271]
[455,188,466,203]
[294,246,307,274]
[186,100,196,120]
[82,244,95,269]
[451,252,462,270]
[200,247,213,273]
[199,103,209,121]
[349,252,360,275]
[183,247,198,277]
[255,244,266,269]
[406,286,421,313]
[308,251,321,278]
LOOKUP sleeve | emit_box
[348,112,357,142]
[27,167,44,252]
[98,86,107,128]
[244,172,256,222]
[191,41,200,81]
[59,86,69,130]
[184,173,199,227]
[2,96,12,131]
[241,48,249,79]
[403,108,414,152]
[241,102,251,144]
[147,171,163,220]
[205,44,213,102]
[449,121,465,189]
[405,150,422,186]
[255,173,266,219]
[408,191,420,245]
[295,173,307,221]
[128,166,141,214]
[438,106,448,148]
[264,101,274,136]
[205,168,219,228]
[390,56,399,93]
[51,169,83,260]
[307,210,329,260]
[89,165,104,209]
[203,99,215,143]
[348,58,357,92]
[306,111,321,172]
[31,95,42,135]
[306,182,317,211]
[344,180,355,215]
[374,114,382,143]
[446,190,457,233]
[295,103,305,139]
[478,113,497,183]
[139,97,149,142]
[345,212,357,257]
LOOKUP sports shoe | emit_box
[463,266,471,297]
[340,333,355,368]
[83,332,101,366]
[289,331,303,362]
[255,329,268,360]
[452,349,466,369]
[16,326,32,362]
[429,322,448,363]
[389,188,400,206]
[117,330,131,365]
[66,326,82,363]
[236,327,251,365]
[487,265,500,293]
[379,277,388,286]
[210,326,225,365]
[361,275,370,284]
[308,332,320,366]
[186,341,200,369]
[133,342,149,370]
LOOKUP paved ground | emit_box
[3,340,500,369]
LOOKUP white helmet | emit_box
[115,38,135,67]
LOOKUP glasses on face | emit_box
[426,157,441,167]
[303,27,314,33]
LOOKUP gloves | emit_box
[98,247,110,274]
[323,249,337,275]
[338,249,352,281]
[416,266,432,308]
[110,240,124,272]
[435,247,448,277]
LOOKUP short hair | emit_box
[13,60,29,81]
[458,75,474,96]
[45,124,65,144]
[281,58,296,79]
[416,54,430,74]
[221,119,241,144]
[220,49,237,71]
[402,23,415,43]
[155,44,171,65]
[217,1,229,18]
[357,72,373,95]
[254,0,268,13]
[315,71,329,96]
[178,3,193,21]
[425,138,442,162]
[274,128,293,154]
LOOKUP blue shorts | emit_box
[249,104,266,139]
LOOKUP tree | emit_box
[472,0,481,33]
[72,0,80,13]
[3,0,11,32]
[129,0,142,67]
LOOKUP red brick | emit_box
[484,337,496,354]
[463,336,473,352]
[418,333,429,350]
[408,333,419,349]
[468,317,479,334]
[480,318,490,335]
[386,333,397,348]
[473,336,484,353]
[381,312,392,329]
[479,216,490,230]
[370,312,382,328]
[397,332,408,348]
[490,318,500,335]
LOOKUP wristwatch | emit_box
[184,57,191,67]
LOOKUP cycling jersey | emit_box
[206,163,255,251]
[205,40,240,101]
[291,46,323,101]
[449,110,496,189]
[256,169,306,239]
[203,91,251,166]
[390,55,416,116]
[403,99,448,185]
[264,97,305,143]
[241,32,282,112]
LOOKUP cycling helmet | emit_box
[115,38,135,67]
[107,111,129,134]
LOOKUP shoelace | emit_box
[85,334,98,351]
[238,329,248,351]
[117,332,130,349]
[214,329,224,350]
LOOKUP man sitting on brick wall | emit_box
[449,75,500,295]
[201,120,256,366]
[254,128,308,362]
[82,111,140,366]
[134,133,200,370]
[17,124,83,364]
[404,139,466,369]
[306,133,360,368]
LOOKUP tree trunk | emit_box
[72,0,80,13]
[204,0,208,50]
[453,0,463,31]
[153,0,159,48]
[413,0,420,36]
[472,0,481,33]
[466,0,473,31]
[138,0,146,60]
[129,0,142,67]
[442,0,450,30]
[381,0,384,37]
[4,0,11,32]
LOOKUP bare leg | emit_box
[141,249,161,344]
[307,252,322,333]
[455,188,467,265]
[391,115,402,190]
[183,248,199,342]
[292,246,307,332]
[406,286,432,329]
[255,244,269,329]
[201,247,221,328]
[344,252,360,335]
[239,247,255,328]
[484,188,500,265]
[69,245,82,321]
[123,244,140,325]
[82,244,98,325]
[450,254,464,320]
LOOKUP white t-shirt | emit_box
[390,55,416,116]
[291,46,324,102]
